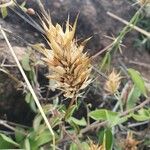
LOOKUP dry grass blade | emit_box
[0,25,55,150]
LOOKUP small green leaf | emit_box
[1,7,8,18]
[89,109,107,121]
[25,92,32,103]
[65,105,77,120]
[35,129,53,147]
[24,138,31,150]
[0,133,19,149]
[89,109,126,127]
[111,115,129,127]
[15,127,26,143]
[33,115,43,131]
[105,129,113,150]
[81,142,90,150]
[89,109,118,121]
[0,133,19,146]
[70,142,89,150]
[21,1,26,7]
[21,53,31,71]
[128,68,147,96]
[69,117,87,126]
[132,108,150,121]
[98,129,113,150]
[25,92,37,112]
[0,138,13,149]
[70,143,78,150]
[127,85,141,109]
[29,97,37,112]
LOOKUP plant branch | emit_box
[80,98,150,135]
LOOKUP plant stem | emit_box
[69,96,77,108]
[64,96,77,120]
[0,120,27,136]
[107,11,150,38]
[114,91,123,112]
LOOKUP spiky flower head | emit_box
[34,14,92,98]
[104,69,121,94]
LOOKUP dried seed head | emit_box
[89,141,105,150]
[105,69,121,94]
[139,0,150,5]
[34,14,92,98]
[123,132,140,150]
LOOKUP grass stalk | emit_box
[107,11,150,38]
[0,26,56,150]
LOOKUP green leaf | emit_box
[70,142,89,150]
[89,109,108,121]
[89,109,127,127]
[24,138,31,150]
[69,117,87,126]
[128,68,147,96]
[89,109,118,121]
[21,1,26,7]
[25,92,37,112]
[15,127,26,143]
[33,115,43,131]
[1,7,8,18]
[111,115,129,127]
[81,142,90,150]
[98,128,105,144]
[98,129,113,150]
[105,129,113,150]
[25,92,32,103]
[21,53,31,71]
[0,133,19,146]
[132,108,150,121]
[29,97,37,112]
[35,129,53,147]
[70,143,78,150]
[65,105,77,120]
[0,133,19,149]
[127,85,141,109]
[50,116,62,128]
